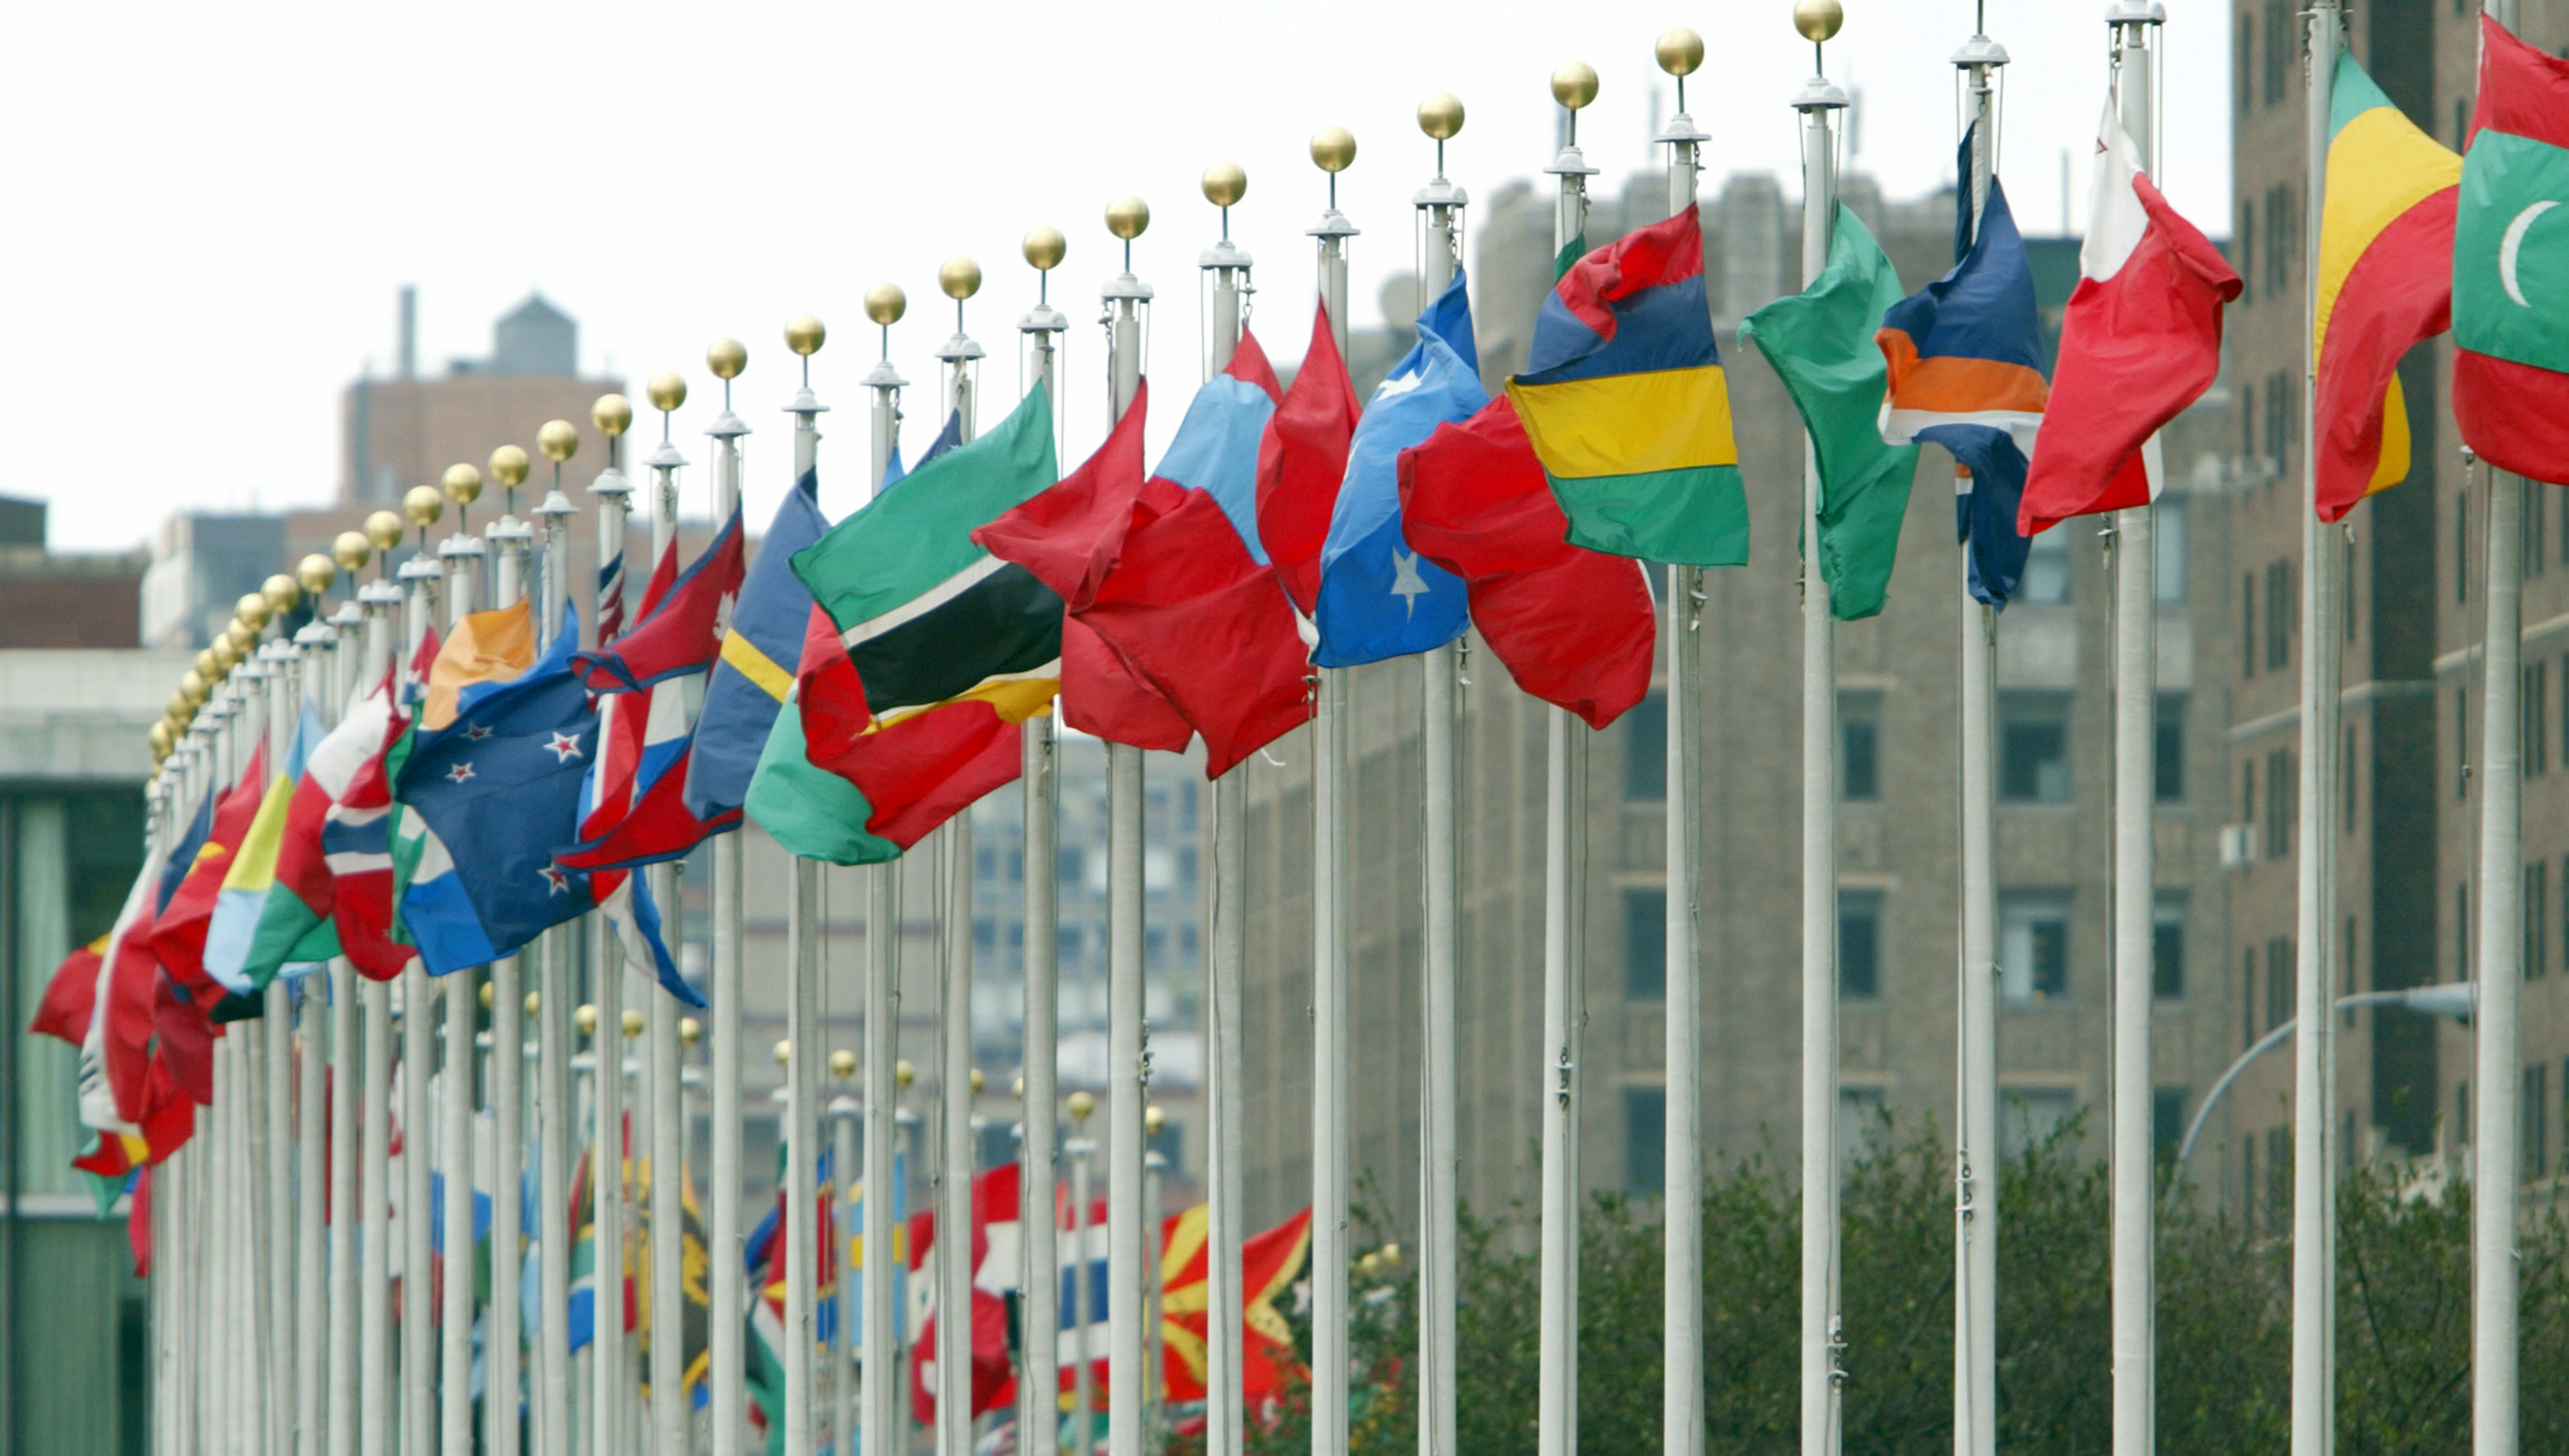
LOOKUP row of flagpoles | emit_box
[33,3,2557,1456]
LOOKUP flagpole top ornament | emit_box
[862,284,907,331]
[524,991,540,1016]
[150,719,174,760]
[1792,0,1843,43]
[894,1058,916,1090]
[1105,195,1151,241]
[620,1009,645,1039]
[196,646,223,680]
[296,554,338,597]
[646,373,687,414]
[236,591,276,630]
[442,462,484,506]
[1068,1090,1094,1121]
[226,618,259,653]
[1144,1105,1165,1135]
[785,314,827,355]
[261,574,302,613]
[576,1004,597,1037]
[829,1049,856,1080]
[487,446,529,489]
[707,339,748,381]
[592,393,633,437]
[1201,162,1248,210]
[1022,227,1067,272]
[179,669,209,707]
[1417,93,1464,142]
[210,636,240,674]
[404,485,444,528]
[773,1039,789,1066]
[1655,27,1704,76]
[537,419,580,465]
[1310,126,1356,173]
[333,532,374,573]
[1552,62,1599,110]
[680,1016,701,1047]
[480,980,494,1009]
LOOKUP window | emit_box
[2000,693,2072,803]
[1624,887,1667,1000]
[2002,1088,2077,1158]
[2021,528,2070,606]
[1840,890,1883,1001]
[1625,690,1667,801]
[2526,1065,2551,1181]
[2456,97,2471,152]
[1624,1086,1666,1195]
[2267,937,2295,1031]
[2528,861,2551,981]
[2238,196,2256,308]
[2155,497,2188,603]
[2000,894,2070,1004]
[2155,693,2186,802]
[2152,896,2186,1001]
[2242,571,2257,677]
[2154,1087,2188,1167]
[2266,1125,2291,1228]
[2236,15,2254,116]
[1058,844,1085,885]
[2529,663,2552,777]
[975,916,997,953]
[2243,944,2260,1050]
[2244,1137,2259,1230]
[2242,756,2258,836]
[2264,748,2296,859]
[1840,692,1881,802]
[2265,558,2297,671]
[2345,915,2362,1029]
[2458,1078,2470,1146]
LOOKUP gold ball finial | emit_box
[196,646,224,681]
[210,636,241,674]
[179,670,209,708]
[524,990,541,1016]
[1791,1,1843,45]
[150,719,175,760]
[480,980,494,1009]
[785,314,827,356]
[1381,1241,1402,1266]
[680,1016,701,1047]
[235,592,275,630]
[829,1048,857,1080]
[938,257,983,302]
[646,372,687,414]
[1310,125,1356,174]
[297,554,337,596]
[774,1039,791,1067]
[404,485,446,528]
[363,511,405,552]
[1022,227,1066,272]
[1013,1075,1026,1100]
[334,530,375,571]
[163,689,189,722]
[442,462,483,506]
[620,1008,645,1039]
[1418,92,1465,142]
[226,618,259,654]
[1359,1250,1384,1277]
[1200,161,1247,210]
[592,393,632,438]
[1144,1105,1166,1136]
[863,283,907,328]
[894,1058,917,1090]
[1656,26,1706,76]
[970,1067,985,1094]
[1551,62,1599,111]
[537,419,580,464]
[1067,1090,1095,1121]
[261,574,302,613]
[487,446,529,489]
[576,1004,599,1038]
[1104,195,1151,242]
[706,339,747,381]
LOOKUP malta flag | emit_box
[2018,107,2241,535]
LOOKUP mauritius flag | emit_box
[1504,206,1747,567]
[2452,15,2569,485]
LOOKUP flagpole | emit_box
[1066,1092,1098,1456]
[534,425,583,1456]
[783,314,835,1456]
[2293,10,2345,1456]
[363,507,414,1456]
[859,283,909,1456]
[827,1054,860,1456]
[258,582,303,1456]
[1099,192,1153,1456]
[700,338,754,1456]
[488,444,536,1456]
[332,532,381,1456]
[2104,11,2161,1456]
[1016,232,1068,1456]
[1950,26,2007,1456]
[398,484,448,1456]
[1789,10,1849,1454]
[1193,162,1253,1456]
[640,375,691,1456]
[293,557,343,1456]
[439,461,489,1456]
[585,394,637,1456]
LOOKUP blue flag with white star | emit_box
[1314,269,1483,666]
[393,607,602,975]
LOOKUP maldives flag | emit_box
[2452,15,2569,484]
[1255,302,1362,618]
[2018,108,2241,535]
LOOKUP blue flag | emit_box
[684,471,829,820]
[878,409,964,496]
[1314,270,1484,666]
[157,785,214,915]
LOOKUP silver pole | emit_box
[358,568,401,1456]
[402,542,445,1456]
[2105,11,2161,1456]
[1067,1107,1097,1456]
[708,370,751,1456]
[935,295,985,1456]
[2294,11,2344,1456]
[1793,48,1849,1456]
[827,1080,860,1456]
[642,422,687,1456]
[295,612,340,1456]
[588,446,635,1456]
[536,474,579,1456]
[784,348,833,1456]
[1102,236,1151,1456]
[489,501,533,1456]
[1018,255,1067,1456]
[1951,30,2008,1456]
[441,527,484,1456]
[263,639,300,1456]
[861,332,908,1456]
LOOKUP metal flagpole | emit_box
[1066,1093,1098,1456]
[327,533,376,1456]
[2294,10,2345,1456]
[533,425,583,1456]
[294,555,344,1456]
[933,256,987,1456]
[826,1056,859,1456]
[488,445,536,1456]
[703,339,753,1456]
[400,483,450,1456]
[640,375,690,1456]
[1790,10,1850,1454]
[1304,128,1355,1456]
[2104,11,2161,1456]
[586,394,637,1456]
[440,460,488,1456]
[860,283,909,1456]
[2475,14,2527,1456]
[257,583,301,1456]
[782,314,832,1456]
[1193,161,1253,1456]
[1017,230,1068,1456]
[1648,31,1707,1456]
[1950,23,2007,1456]
[1099,192,1153,1456]
[358,511,407,1456]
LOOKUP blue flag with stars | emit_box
[393,606,602,975]
[1314,269,1483,666]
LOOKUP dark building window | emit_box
[2000,693,2072,803]
[2265,558,2297,671]
[1625,689,1667,801]
[2267,937,2295,1031]
[2263,2,2290,108]
[2528,861,2551,981]
[2345,915,2361,1027]
[2156,497,2188,603]
[2458,1078,2470,1147]
[2526,1065,2551,1181]
[1624,1085,1666,1196]
[1624,887,1667,1001]
[2238,196,2256,307]
[1059,844,1084,885]
[1841,692,1881,802]
[2345,529,2359,643]
[2154,1087,2188,1167]
[2242,755,2258,836]
[2459,882,2472,978]
[2153,896,2185,1001]
[2265,747,2296,859]
[2155,693,2186,802]
[2243,570,2257,677]
[2236,15,2254,116]
[2243,944,2259,1050]
[2001,893,2070,1004]
[2527,662,2551,777]
[1840,891,1883,1001]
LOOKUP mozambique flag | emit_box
[2452,15,2569,485]
[1504,206,1747,566]
[2316,50,2461,519]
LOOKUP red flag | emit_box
[1398,398,1655,729]
[150,744,269,993]
[573,511,745,691]
[151,971,217,1105]
[31,936,106,1044]
[128,1165,153,1276]
[1256,303,1361,617]
[794,608,1025,851]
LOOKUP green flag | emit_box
[744,693,898,867]
[1736,205,1920,620]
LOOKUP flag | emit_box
[684,470,831,820]
[2314,52,2460,518]
[2018,107,2241,534]
[746,1146,845,1453]
[567,1136,599,1352]
[1729,201,1922,617]
[574,506,745,693]
[31,934,107,1045]
[150,741,268,996]
[909,1163,1024,1424]
[1314,272,1483,666]
[150,968,216,1106]
[2452,15,2569,484]
[238,673,411,987]
[598,546,627,645]
[791,607,1026,855]
[83,859,169,1128]
[1505,207,1749,567]
[974,382,1192,750]
[204,702,330,993]
[1871,144,2049,609]
[156,784,213,916]
[1396,398,1654,727]
[743,609,903,867]
[1256,301,1362,619]
[635,1155,713,1412]
[1155,1205,1313,1406]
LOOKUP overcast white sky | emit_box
[6,2,2230,551]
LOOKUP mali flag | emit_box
[1505,206,1746,566]
[2315,51,2461,520]
[2453,15,2569,485]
